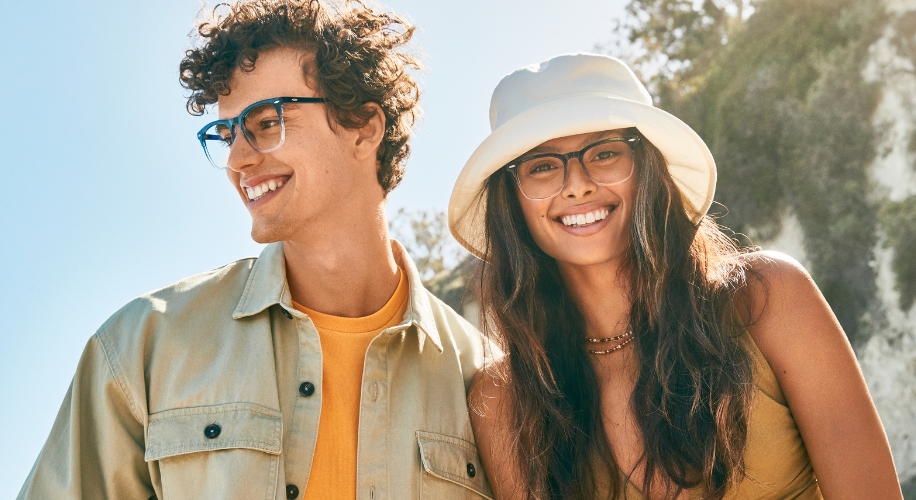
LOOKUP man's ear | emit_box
[353,102,385,162]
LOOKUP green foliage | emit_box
[612,0,753,93]
[423,256,479,315]
[902,473,916,499]
[777,43,884,344]
[389,208,476,313]
[389,208,468,284]
[893,11,916,72]
[612,0,889,343]
[880,197,916,311]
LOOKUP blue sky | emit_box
[0,0,627,494]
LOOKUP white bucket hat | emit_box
[447,53,716,259]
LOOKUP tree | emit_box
[602,0,758,99]
[602,0,888,344]
[388,208,476,314]
[388,208,469,284]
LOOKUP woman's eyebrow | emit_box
[523,144,560,155]
[523,131,623,156]
[580,130,621,146]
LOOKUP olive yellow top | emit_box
[609,334,822,499]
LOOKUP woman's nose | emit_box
[561,158,596,199]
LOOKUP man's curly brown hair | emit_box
[179,0,421,194]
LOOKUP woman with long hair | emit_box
[448,54,901,499]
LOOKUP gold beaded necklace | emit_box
[585,330,635,355]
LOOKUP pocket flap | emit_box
[417,431,493,499]
[146,402,282,462]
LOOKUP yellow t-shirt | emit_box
[292,268,409,500]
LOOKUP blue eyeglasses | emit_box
[197,96,327,169]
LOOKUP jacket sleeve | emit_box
[17,334,155,499]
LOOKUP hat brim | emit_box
[448,94,716,260]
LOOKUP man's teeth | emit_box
[245,179,284,201]
[561,207,611,227]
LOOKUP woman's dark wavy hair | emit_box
[478,129,757,499]
[179,0,421,193]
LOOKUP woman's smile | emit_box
[558,205,612,227]
[553,203,618,238]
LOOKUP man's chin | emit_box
[250,224,287,244]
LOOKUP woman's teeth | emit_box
[561,207,611,227]
[245,179,284,201]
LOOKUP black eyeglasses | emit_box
[506,136,640,200]
[197,96,328,169]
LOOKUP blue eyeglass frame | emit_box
[197,96,328,169]
[505,135,641,200]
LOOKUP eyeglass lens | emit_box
[515,140,634,199]
[202,102,284,169]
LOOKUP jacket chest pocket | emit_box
[146,403,282,500]
[417,431,494,500]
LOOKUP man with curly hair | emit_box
[18,1,493,499]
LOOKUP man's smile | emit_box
[240,174,292,204]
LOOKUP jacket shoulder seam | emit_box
[141,256,258,299]
[94,328,144,423]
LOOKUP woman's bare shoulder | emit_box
[735,255,901,496]
[469,360,512,421]
[737,250,820,318]
[469,359,529,500]
[734,250,840,382]
[740,250,812,283]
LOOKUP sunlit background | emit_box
[0,0,630,494]
[2,0,915,497]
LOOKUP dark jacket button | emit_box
[281,308,293,320]
[286,484,300,499]
[204,423,221,439]
[467,462,476,478]
[299,381,315,397]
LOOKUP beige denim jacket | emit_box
[18,241,494,500]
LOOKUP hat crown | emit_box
[488,53,653,131]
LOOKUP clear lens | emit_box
[582,140,633,184]
[201,122,233,169]
[516,155,566,199]
[512,139,635,199]
[241,102,284,152]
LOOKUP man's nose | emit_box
[226,130,262,172]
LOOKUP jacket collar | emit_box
[233,240,443,353]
